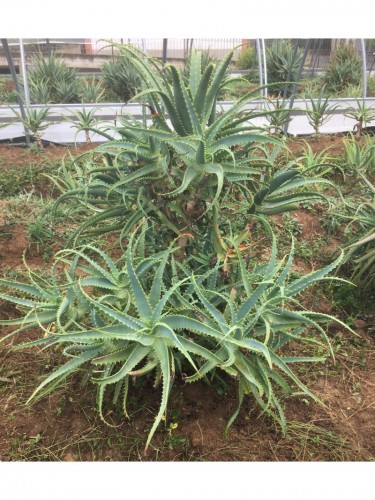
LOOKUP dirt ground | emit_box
[0,143,96,170]
[286,134,348,157]
[0,136,348,171]
[0,138,374,462]
[0,327,373,461]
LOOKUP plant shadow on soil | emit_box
[0,139,374,462]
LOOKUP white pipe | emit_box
[360,38,367,100]
[255,39,263,98]
[19,38,30,108]
[261,38,268,100]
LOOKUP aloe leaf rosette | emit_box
[0,231,221,452]
[49,44,333,246]
[0,222,352,451]
[182,221,353,436]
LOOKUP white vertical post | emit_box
[261,38,268,100]
[162,38,168,64]
[19,38,30,108]
[360,39,367,100]
[256,39,263,98]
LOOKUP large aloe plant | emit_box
[51,45,334,253]
[0,221,352,451]
[0,43,354,454]
[0,229,217,451]
[96,45,282,206]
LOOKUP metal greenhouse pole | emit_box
[283,39,300,101]
[19,38,31,108]
[261,38,268,100]
[284,39,312,135]
[162,39,168,64]
[310,39,323,77]
[308,39,318,73]
[1,38,30,144]
[46,38,51,57]
[296,39,313,86]
[255,39,264,97]
[360,39,367,99]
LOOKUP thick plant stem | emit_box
[35,134,43,149]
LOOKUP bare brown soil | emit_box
[0,139,374,462]
[0,327,373,461]
[0,224,45,269]
[0,143,96,171]
[287,134,348,157]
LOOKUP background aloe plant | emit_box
[65,107,100,144]
[323,44,362,95]
[27,52,78,104]
[264,98,293,135]
[266,40,303,97]
[102,55,141,102]
[342,134,375,174]
[80,79,105,103]
[334,171,375,288]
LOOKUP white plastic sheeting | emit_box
[0,99,374,145]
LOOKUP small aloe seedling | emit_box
[344,99,375,138]
[12,106,52,148]
[304,94,338,135]
[337,172,375,287]
[66,107,101,144]
[343,134,375,175]
[264,98,292,135]
[289,141,340,176]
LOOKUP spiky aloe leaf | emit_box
[163,165,199,198]
[285,250,344,297]
[193,63,215,120]
[91,346,133,366]
[203,50,233,122]
[170,66,201,136]
[126,242,153,320]
[26,347,101,404]
[188,50,202,99]
[0,279,55,300]
[94,344,151,385]
[144,339,171,452]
